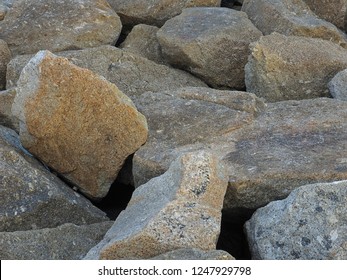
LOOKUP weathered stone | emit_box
[85,150,228,259]
[328,69,347,101]
[120,24,168,65]
[151,248,235,260]
[0,39,11,90]
[303,0,347,31]
[245,33,347,102]
[222,98,347,215]
[0,0,122,56]
[157,8,262,89]
[106,0,221,27]
[245,181,347,260]
[132,87,265,187]
[0,221,113,260]
[0,88,18,131]
[6,46,207,97]
[0,125,109,232]
[12,50,148,199]
[242,0,347,47]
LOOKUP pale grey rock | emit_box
[157,7,262,89]
[0,125,109,232]
[12,50,148,200]
[106,0,221,27]
[0,88,18,131]
[242,0,347,47]
[0,221,113,260]
[328,69,347,101]
[0,0,122,55]
[245,33,347,102]
[85,150,228,259]
[245,181,347,260]
[151,248,235,260]
[6,46,207,97]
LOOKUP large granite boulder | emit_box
[0,39,11,90]
[245,33,347,102]
[85,150,228,259]
[6,46,207,97]
[0,221,113,260]
[328,68,347,101]
[12,50,148,200]
[0,0,122,55]
[106,0,221,27]
[303,0,347,30]
[132,87,265,187]
[0,125,109,232]
[157,7,262,89]
[151,248,235,260]
[245,181,347,260]
[242,0,347,47]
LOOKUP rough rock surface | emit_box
[12,50,148,200]
[245,33,347,102]
[0,39,11,90]
[0,0,122,56]
[85,150,228,259]
[132,87,265,187]
[106,0,221,27]
[0,88,17,131]
[151,248,235,260]
[157,7,262,89]
[0,221,113,260]
[120,24,168,65]
[303,0,347,31]
[328,69,347,101]
[245,181,347,260]
[6,46,207,97]
[242,0,347,47]
[0,125,109,232]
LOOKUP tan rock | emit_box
[245,33,347,102]
[12,51,148,200]
[151,248,235,260]
[0,0,122,55]
[0,39,11,90]
[6,46,207,97]
[157,7,262,89]
[84,150,228,259]
[0,88,18,131]
[242,0,347,47]
[107,0,221,27]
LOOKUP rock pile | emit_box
[0,0,347,260]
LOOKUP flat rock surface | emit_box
[0,0,122,55]
[151,248,235,260]
[245,33,347,102]
[245,181,347,259]
[0,125,109,232]
[12,50,148,199]
[6,46,207,98]
[157,7,262,89]
[0,221,113,260]
[85,150,228,259]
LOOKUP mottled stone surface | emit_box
[0,0,122,55]
[157,8,262,89]
[245,33,347,102]
[120,24,168,65]
[0,125,109,232]
[0,39,11,90]
[0,221,113,260]
[106,0,221,27]
[85,150,228,259]
[132,87,265,187]
[328,68,347,101]
[12,50,148,199]
[242,0,347,47]
[245,181,347,260]
[6,46,207,97]
[151,248,235,260]
[0,88,17,131]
